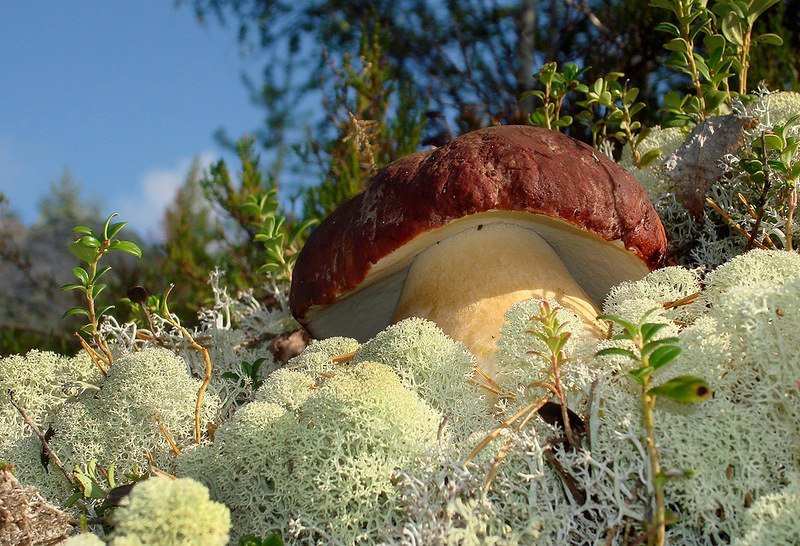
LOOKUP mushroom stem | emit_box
[390,222,604,375]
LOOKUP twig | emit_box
[737,192,777,247]
[484,399,545,491]
[663,291,701,310]
[8,391,74,485]
[160,284,212,444]
[544,444,586,504]
[154,412,181,456]
[464,395,550,467]
[786,184,797,251]
[745,134,773,251]
[74,333,107,376]
[331,350,357,364]
[706,198,768,249]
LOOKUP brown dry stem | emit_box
[7,392,73,485]
[160,284,213,444]
[153,412,181,456]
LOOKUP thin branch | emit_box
[8,391,73,485]
[73,333,107,376]
[160,284,212,444]
[706,197,768,249]
[154,412,181,456]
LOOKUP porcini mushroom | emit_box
[290,126,667,373]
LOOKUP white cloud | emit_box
[121,151,216,240]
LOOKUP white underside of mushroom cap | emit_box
[305,211,650,342]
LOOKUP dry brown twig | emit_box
[7,392,73,485]
[153,412,181,456]
[706,197,769,249]
[159,284,213,444]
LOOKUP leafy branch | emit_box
[597,308,710,546]
[61,213,142,373]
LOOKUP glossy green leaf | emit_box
[647,375,711,402]
[62,307,90,319]
[108,240,142,258]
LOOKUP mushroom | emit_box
[290,126,667,374]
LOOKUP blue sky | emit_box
[0,2,266,239]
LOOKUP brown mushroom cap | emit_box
[291,125,667,340]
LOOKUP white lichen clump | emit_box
[109,477,231,546]
[2,348,218,502]
[353,317,488,439]
[396,250,800,545]
[733,474,800,546]
[0,350,100,448]
[178,360,441,544]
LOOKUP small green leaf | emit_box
[106,221,128,240]
[62,307,90,319]
[756,32,783,46]
[73,267,89,285]
[93,266,112,282]
[642,337,681,357]
[647,375,711,402]
[721,13,744,46]
[649,345,682,370]
[102,213,120,240]
[72,225,93,236]
[60,283,84,292]
[92,284,107,298]
[641,322,669,342]
[69,241,98,264]
[74,472,106,499]
[596,347,638,360]
[221,372,241,383]
[108,240,142,258]
[639,149,662,168]
[78,235,101,248]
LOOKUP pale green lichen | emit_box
[0,350,100,449]
[734,475,800,546]
[495,298,598,394]
[761,90,800,128]
[619,125,686,196]
[603,266,702,324]
[254,367,316,410]
[109,477,230,546]
[62,534,106,546]
[287,336,360,375]
[179,361,441,544]
[353,317,487,439]
[702,249,800,307]
[3,348,219,502]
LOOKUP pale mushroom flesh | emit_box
[304,211,651,372]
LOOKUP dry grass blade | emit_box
[467,379,504,396]
[160,284,213,444]
[705,197,769,249]
[154,412,181,456]
[663,291,700,310]
[484,398,546,491]
[464,395,550,467]
[331,350,357,364]
[474,367,502,389]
